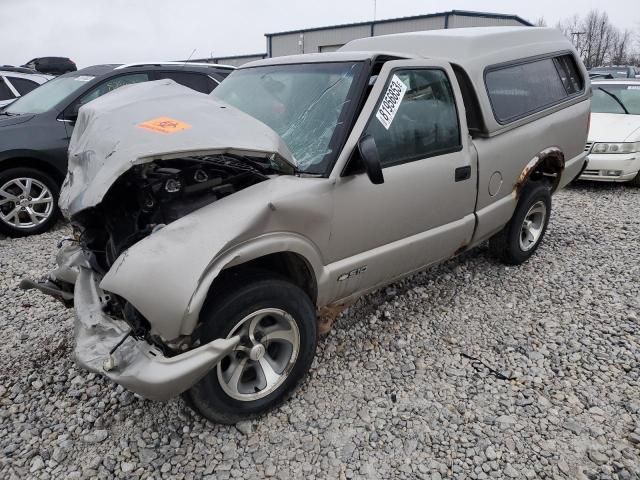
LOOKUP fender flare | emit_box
[180,232,327,336]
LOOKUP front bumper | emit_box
[24,245,239,401]
[579,153,640,182]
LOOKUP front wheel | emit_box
[489,181,551,265]
[186,271,317,424]
[0,167,59,237]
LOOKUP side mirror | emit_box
[358,134,384,185]
[64,103,81,122]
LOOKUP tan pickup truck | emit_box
[23,27,590,423]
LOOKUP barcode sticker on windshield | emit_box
[628,86,640,90]
[376,75,407,130]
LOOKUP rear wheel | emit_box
[0,167,59,237]
[489,181,551,265]
[186,271,317,424]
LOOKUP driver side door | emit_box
[326,59,478,300]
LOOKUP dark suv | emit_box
[0,62,234,236]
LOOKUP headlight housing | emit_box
[591,142,640,154]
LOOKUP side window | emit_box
[77,73,149,107]
[211,70,232,83]
[364,69,461,168]
[553,55,583,95]
[154,71,211,93]
[0,77,15,101]
[6,77,40,96]
[485,58,568,123]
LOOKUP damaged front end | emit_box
[21,79,307,400]
[21,152,273,399]
[32,244,240,400]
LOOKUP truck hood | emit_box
[588,112,640,143]
[60,79,297,216]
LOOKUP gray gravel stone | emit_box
[82,429,108,444]
[1,185,639,478]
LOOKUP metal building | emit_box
[196,10,532,66]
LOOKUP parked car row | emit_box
[20,27,595,423]
[0,62,234,236]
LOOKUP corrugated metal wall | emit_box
[271,14,522,57]
[271,32,305,56]
[267,13,529,58]
[270,25,371,57]
[448,14,523,28]
[302,25,371,54]
[373,16,444,36]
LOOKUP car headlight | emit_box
[591,142,640,154]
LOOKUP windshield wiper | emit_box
[597,87,629,114]
[0,111,18,116]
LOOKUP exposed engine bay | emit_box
[70,154,276,342]
[75,154,274,269]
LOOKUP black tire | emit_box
[0,167,59,237]
[185,270,317,424]
[628,172,640,187]
[489,181,551,265]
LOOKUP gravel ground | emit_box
[1,182,639,480]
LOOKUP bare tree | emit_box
[557,10,640,68]
[534,17,547,27]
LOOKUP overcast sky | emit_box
[1,0,638,68]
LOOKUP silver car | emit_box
[0,67,51,107]
[24,27,590,423]
[0,65,53,108]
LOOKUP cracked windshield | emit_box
[213,62,361,173]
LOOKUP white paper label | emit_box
[376,74,407,130]
[627,85,640,90]
[74,75,94,82]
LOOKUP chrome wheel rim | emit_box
[519,200,547,251]
[217,308,300,402]
[0,177,54,230]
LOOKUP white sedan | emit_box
[581,78,640,186]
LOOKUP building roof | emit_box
[265,9,532,37]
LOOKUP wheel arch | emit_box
[182,233,326,336]
[0,155,66,185]
[515,147,565,196]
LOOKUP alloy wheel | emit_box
[519,200,547,251]
[217,308,300,402]
[0,177,54,230]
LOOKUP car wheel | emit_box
[0,167,59,237]
[186,270,317,424]
[489,181,551,265]
[628,171,640,187]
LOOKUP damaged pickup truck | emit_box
[23,27,590,423]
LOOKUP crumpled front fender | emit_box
[100,175,334,341]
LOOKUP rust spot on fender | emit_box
[317,300,356,335]
[513,147,565,197]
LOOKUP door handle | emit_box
[455,166,471,182]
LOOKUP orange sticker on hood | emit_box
[137,117,192,134]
